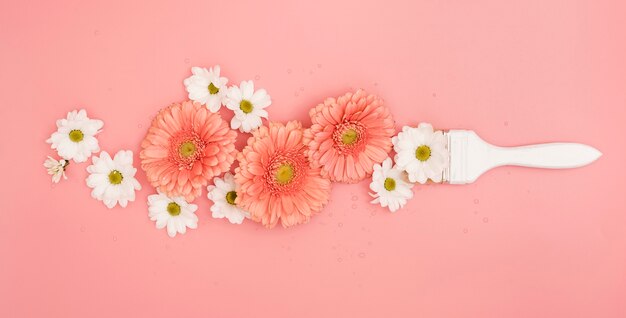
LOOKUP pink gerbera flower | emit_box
[303,89,396,183]
[140,100,237,202]
[234,121,332,228]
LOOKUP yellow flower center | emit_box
[179,141,196,158]
[167,202,181,216]
[69,129,84,142]
[275,164,295,185]
[415,145,431,162]
[239,100,253,114]
[208,83,219,94]
[108,170,123,185]
[225,191,237,205]
[384,177,396,191]
[341,129,358,145]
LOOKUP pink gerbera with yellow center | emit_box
[140,100,237,202]
[303,89,396,183]
[234,121,332,228]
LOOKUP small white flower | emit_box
[86,150,141,209]
[225,80,271,133]
[369,157,414,212]
[44,156,69,183]
[207,173,249,224]
[392,123,449,184]
[183,65,228,112]
[148,192,198,238]
[46,109,104,163]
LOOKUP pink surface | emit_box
[1,0,625,317]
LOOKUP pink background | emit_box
[1,0,625,317]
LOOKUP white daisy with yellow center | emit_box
[225,80,271,133]
[207,173,249,224]
[183,65,229,113]
[369,157,414,212]
[392,123,449,184]
[147,192,199,238]
[46,109,103,163]
[86,150,141,209]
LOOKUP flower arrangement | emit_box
[44,65,450,237]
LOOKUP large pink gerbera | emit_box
[140,100,237,202]
[234,121,332,228]
[303,89,396,183]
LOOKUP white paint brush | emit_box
[443,130,602,184]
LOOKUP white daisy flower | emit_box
[392,123,449,184]
[369,157,414,212]
[148,192,199,238]
[46,109,104,163]
[225,80,271,133]
[183,65,228,112]
[44,156,69,183]
[207,173,249,224]
[86,150,142,209]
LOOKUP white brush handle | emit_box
[445,130,602,184]
[491,143,602,168]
